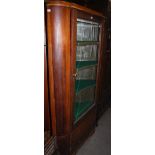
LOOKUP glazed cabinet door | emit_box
[71,10,104,124]
[45,4,104,154]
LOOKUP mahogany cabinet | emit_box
[45,1,105,154]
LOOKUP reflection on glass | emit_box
[77,66,97,80]
[77,19,99,41]
[77,45,98,61]
[76,87,95,103]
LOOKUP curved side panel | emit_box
[46,6,71,136]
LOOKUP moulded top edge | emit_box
[45,0,105,18]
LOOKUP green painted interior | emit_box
[74,100,94,121]
[76,61,97,68]
[75,80,96,93]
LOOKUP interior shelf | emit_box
[77,18,99,25]
[77,41,99,46]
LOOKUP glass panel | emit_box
[76,80,96,93]
[74,18,100,122]
[76,87,95,103]
[74,87,96,120]
[77,66,97,80]
[76,45,98,61]
[77,19,99,41]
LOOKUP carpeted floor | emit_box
[76,108,111,155]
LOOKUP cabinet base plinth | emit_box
[57,135,70,155]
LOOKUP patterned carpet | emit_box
[44,130,51,144]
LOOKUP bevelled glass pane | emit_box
[74,18,100,122]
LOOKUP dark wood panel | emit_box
[44,46,51,132]
[96,19,109,120]
[46,5,71,136]
[46,0,104,17]
[71,106,96,153]
[70,8,77,127]
[46,7,57,136]
[96,19,105,105]
[57,134,70,155]
[46,6,72,154]
[76,9,103,23]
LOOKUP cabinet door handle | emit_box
[73,73,77,78]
